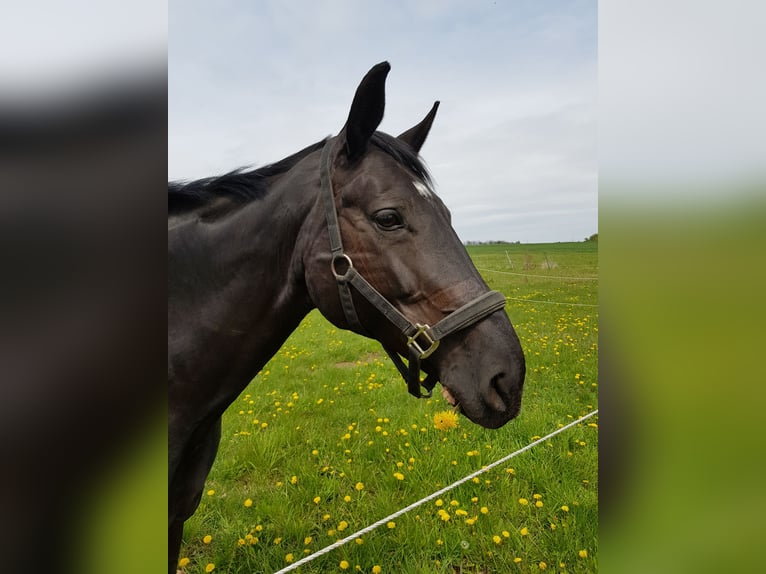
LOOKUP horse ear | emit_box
[398,101,440,153]
[340,61,390,162]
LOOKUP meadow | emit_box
[178,242,598,574]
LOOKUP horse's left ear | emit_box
[398,101,440,153]
[339,61,390,162]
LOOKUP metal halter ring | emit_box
[407,323,440,359]
[330,253,354,280]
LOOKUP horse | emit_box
[168,61,525,572]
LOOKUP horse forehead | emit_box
[412,179,434,199]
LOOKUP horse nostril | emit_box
[486,372,508,412]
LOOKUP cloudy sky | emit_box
[169,0,597,243]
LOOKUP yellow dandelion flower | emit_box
[520,527,529,536]
[393,472,405,480]
[338,520,349,531]
[539,561,547,570]
[435,499,443,507]
[285,554,294,563]
[578,550,588,558]
[480,506,489,514]
[513,557,522,563]
[387,521,396,529]
[205,564,215,573]
[492,535,502,545]
[274,537,282,545]
[206,489,215,496]
[438,509,451,521]
[202,535,212,544]
[518,498,529,505]
[372,566,382,574]
[343,495,351,502]
[535,500,544,508]
[561,505,569,512]
[237,538,246,546]
[314,496,321,504]
[502,530,510,538]
[340,560,350,570]
[355,482,364,491]
[433,410,459,430]
[290,475,298,484]
[304,536,312,545]
[244,498,253,507]
[178,557,190,568]
[255,524,263,532]
[533,493,542,500]
[355,538,364,545]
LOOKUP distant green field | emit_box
[178,242,598,574]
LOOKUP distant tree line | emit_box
[463,240,521,246]
[585,233,598,242]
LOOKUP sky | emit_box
[169,0,597,243]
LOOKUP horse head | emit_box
[300,62,525,429]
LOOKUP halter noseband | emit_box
[320,142,507,398]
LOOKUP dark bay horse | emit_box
[168,62,525,571]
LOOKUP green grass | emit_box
[179,242,598,574]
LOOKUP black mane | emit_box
[168,132,432,215]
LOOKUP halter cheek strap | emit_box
[320,142,507,398]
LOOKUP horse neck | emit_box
[168,154,321,406]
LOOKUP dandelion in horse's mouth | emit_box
[433,410,459,430]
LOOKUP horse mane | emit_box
[168,132,432,216]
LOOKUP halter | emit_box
[320,142,508,398]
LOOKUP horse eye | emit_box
[374,209,404,230]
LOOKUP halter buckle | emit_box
[407,323,440,359]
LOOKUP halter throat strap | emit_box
[319,141,507,398]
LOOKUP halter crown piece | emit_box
[320,142,508,398]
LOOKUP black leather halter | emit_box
[320,142,507,398]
